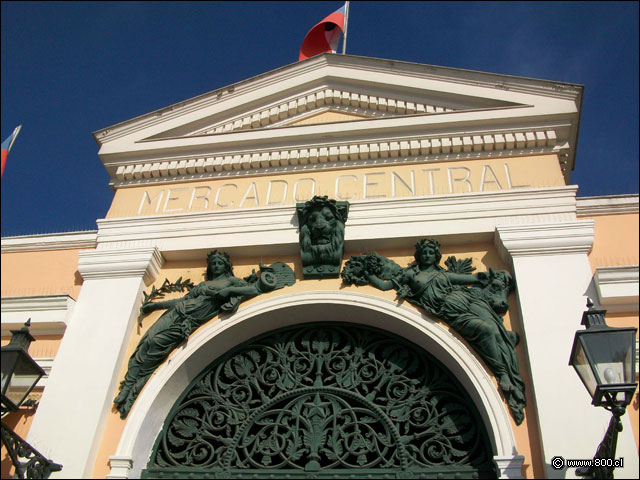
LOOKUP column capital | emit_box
[78,246,164,283]
[494,220,594,268]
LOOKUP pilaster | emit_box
[495,222,638,479]
[26,247,163,479]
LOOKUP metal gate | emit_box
[143,323,497,478]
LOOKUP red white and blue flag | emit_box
[1,125,22,179]
[299,4,346,61]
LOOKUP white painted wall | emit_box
[496,223,639,479]
[109,292,522,479]
[26,247,163,479]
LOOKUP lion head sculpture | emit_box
[296,196,349,278]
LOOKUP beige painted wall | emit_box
[106,154,565,219]
[91,243,544,478]
[585,213,639,270]
[1,249,86,299]
[0,334,63,359]
[290,110,368,126]
[584,213,639,448]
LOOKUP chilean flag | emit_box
[1,125,22,179]
[299,4,346,61]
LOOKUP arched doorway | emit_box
[142,323,497,478]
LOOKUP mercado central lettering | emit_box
[112,155,564,217]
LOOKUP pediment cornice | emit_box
[94,54,582,186]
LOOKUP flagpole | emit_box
[8,125,22,152]
[342,1,350,54]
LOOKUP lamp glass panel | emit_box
[1,350,20,396]
[4,353,43,408]
[581,330,633,385]
[571,338,597,397]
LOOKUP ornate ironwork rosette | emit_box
[144,323,496,478]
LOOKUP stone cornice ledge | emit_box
[1,294,74,313]
[94,186,580,257]
[494,221,594,267]
[1,231,97,253]
[1,294,75,336]
[594,265,639,312]
[78,247,164,283]
[576,194,639,216]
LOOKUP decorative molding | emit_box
[494,220,595,268]
[594,265,639,312]
[33,358,54,388]
[114,291,518,479]
[1,231,97,253]
[112,128,562,186]
[106,456,134,480]
[1,294,75,336]
[94,186,580,259]
[188,86,456,136]
[93,54,581,147]
[77,247,164,283]
[493,455,525,479]
[576,194,639,216]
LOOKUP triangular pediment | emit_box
[146,86,471,139]
[94,54,582,184]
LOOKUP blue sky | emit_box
[1,1,638,237]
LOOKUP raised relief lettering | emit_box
[364,172,386,199]
[188,186,212,210]
[335,175,358,200]
[422,168,441,195]
[447,167,472,193]
[391,171,415,197]
[240,182,260,208]
[138,190,164,215]
[293,178,317,202]
[504,163,531,189]
[163,187,188,213]
[215,184,238,208]
[266,180,288,206]
[480,165,503,191]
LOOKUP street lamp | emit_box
[1,320,62,479]
[569,300,638,479]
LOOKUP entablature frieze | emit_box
[110,127,566,188]
[93,186,580,261]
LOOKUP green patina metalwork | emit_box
[114,251,296,419]
[143,323,497,479]
[296,196,349,279]
[342,239,526,425]
[138,277,195,326]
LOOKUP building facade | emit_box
[2,54,638,478]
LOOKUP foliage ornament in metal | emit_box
[144,323,497,478]
[296,195,349,279]
[113,250,296,418]
[341,239,526,424]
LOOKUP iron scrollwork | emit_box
[1,421,62,479]
[145,324,496,478]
